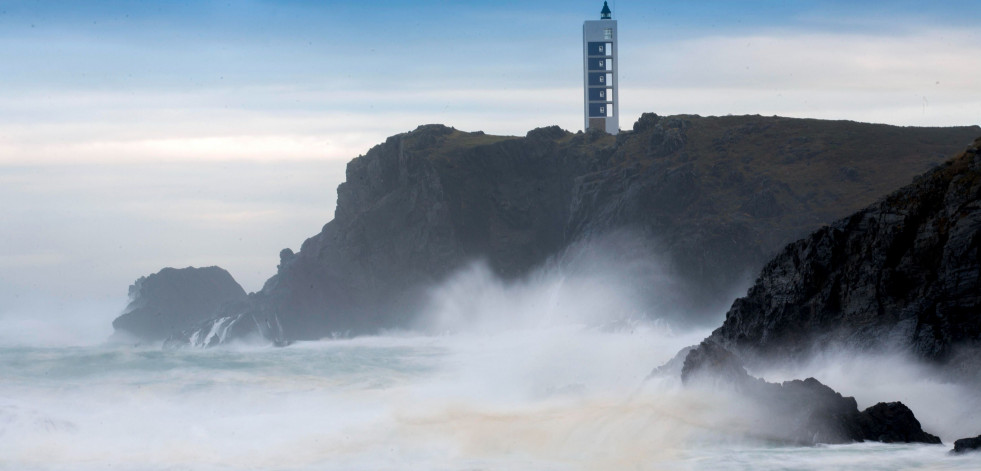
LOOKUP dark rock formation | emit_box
[681,340,748,384]
[856,402,943,444]
[682,341,942,445]
[160,116,979,346]
[112,266,247,342]
[708,137,981,372]
[162,306,289,349]
[646,345,694,379]
[952,435,981,453]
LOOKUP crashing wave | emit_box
[164,311,290,349]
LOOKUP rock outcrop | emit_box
[151,115,979,346]
[162,307,289,348]
[952,435,981,453]
[707,137,981,372]
[112,266,247,342]
[682,341,942,445]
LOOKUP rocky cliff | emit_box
[111,266,247,342]
[125,114,980,345]
[708,137,981,373]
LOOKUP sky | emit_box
[1,0,980,343]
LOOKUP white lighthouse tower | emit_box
[583,1,618,134]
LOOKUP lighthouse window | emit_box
[603,28,613,39]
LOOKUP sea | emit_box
[2,322,979,471]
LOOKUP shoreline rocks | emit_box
[681,341,942,446]
[952,435,981,453]
[111,266,247,343]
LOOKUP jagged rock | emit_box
[647,345,694,379]
[153,116,979,346]
[856,402,942,444]
[682,341,941,445]
[952,435,981,453]
[112,266,247,342]
[631,112,660,132]
[278,248,296,269]
[162,305,290,349]
[708,137,981,375]
[526,125,570,140]
[681,340,748,385]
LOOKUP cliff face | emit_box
[111,266,247,342]
[709,137,981,368]
[251,125,593,340]
[159,114,979,345]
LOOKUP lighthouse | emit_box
[583,1,618,134]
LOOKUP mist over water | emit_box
[0,329,701,470]
[753,351,981,444]
[418,231,733,335]
[0,298,122,347]
[3,332,974,470]
[1,244,977,470]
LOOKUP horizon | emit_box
[2,0,980,343]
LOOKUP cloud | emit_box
[4,26,978,167]
[639,28,981,92]
[619,27,981,127]
[0,251,67,268]
[0,160,346,303]
[0,85,587,165]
